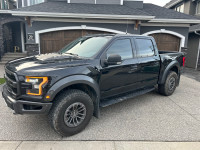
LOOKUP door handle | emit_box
[128,66,138,73]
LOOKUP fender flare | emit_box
[159,61,180,84]
[45,75,100,118]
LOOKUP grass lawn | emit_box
[0,78,6,85]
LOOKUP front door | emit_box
[100,38,139,99]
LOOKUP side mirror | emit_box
[105,54,122,66]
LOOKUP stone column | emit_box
[0,23,4,59]
[25,43,39,56]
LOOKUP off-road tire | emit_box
[158,71,178,96]
[48,89,94,137]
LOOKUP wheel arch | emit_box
[45,75,100,118]
[159,61,180,85]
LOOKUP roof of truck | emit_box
[84,34,151,38]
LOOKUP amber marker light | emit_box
[46,95,50,99]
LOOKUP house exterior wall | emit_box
[189,0,197,15]
[25,21,139,43]
[140,26,189,47]
[24,20,190,56]
[186,33,200,69]
[24,21,139,55]
[184,0,191,14]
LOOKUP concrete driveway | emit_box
[0,76,200,141]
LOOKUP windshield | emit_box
[60,36,112,58]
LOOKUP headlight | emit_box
[25,76,48,96]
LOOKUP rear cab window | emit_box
[135,38,155,57]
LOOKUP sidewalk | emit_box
[0,141,200,150]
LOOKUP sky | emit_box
[143,0,172,6]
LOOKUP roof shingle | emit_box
[14,1,151,16]
[13,1,200,21]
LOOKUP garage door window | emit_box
[136,39,155,57]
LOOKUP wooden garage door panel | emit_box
[64,30,82,38]
[150,33,180,51]
[40,29,111,54]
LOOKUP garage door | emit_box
[40,29,111,54]
[149,33,180,51]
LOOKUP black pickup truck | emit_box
[2,34,185,136]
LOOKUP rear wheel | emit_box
[158,71,178,96]
[49,89,94,137]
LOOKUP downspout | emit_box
[194,30,200,70]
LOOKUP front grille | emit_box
[5,67,18,97]
[5,71,16,82]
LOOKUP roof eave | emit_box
[0,10,12,14]
[11,11,155,20]
[149,19,200,24]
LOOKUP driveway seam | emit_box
[15,141,23,150]
[167,96,200,122]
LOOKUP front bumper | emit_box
[2,85,52,114]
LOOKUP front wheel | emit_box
[49,89,94,137]
[158,71,178,96]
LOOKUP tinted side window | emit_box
[136,39,155,57]
[106,39,133,60]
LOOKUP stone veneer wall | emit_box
[25,43,39,56]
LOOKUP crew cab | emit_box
[2,34,185,136]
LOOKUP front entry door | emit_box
[100,38,139,99]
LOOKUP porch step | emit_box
[3,53,27,57]
[0,53,27,65]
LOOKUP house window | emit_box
[30,0,44,5]
[1,0,9,10]
[21,0,44,7]
[197,1,200,14]
[175,3,184,13]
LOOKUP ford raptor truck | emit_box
[2,34,185,136]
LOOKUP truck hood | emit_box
[5,53,89,74]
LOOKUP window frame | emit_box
[105,37,135,61]
[134,38,156,58]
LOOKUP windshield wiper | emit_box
[63,53,79,57]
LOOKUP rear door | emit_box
[100,37,139,99]
[134,37,160,88]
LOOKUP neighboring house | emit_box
[165,0,200,70]
[1,0,200,63]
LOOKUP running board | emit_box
[100,87,155,107]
